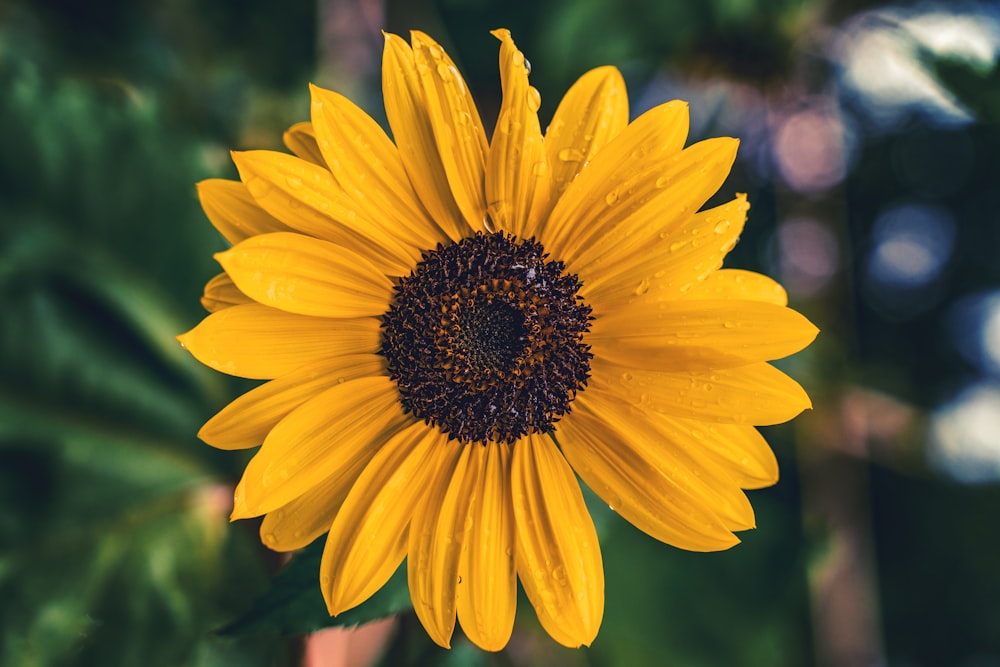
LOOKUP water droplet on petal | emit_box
[527,86,541,112]
[436,63,452,81]
[558,148,584,162]
[634,278,651,295]
[605,190,620,205]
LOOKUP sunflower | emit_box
[178,29,818,651]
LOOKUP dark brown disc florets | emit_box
[380,232,592,444]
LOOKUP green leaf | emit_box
[221,538,413,637]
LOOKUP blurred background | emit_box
[1,0,999,665]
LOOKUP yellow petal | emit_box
[231,149,420,275]
[646,416,779,490]
[408,442,478,649]
[382,32,469,242]
[177,304,380,380]
[321,422,444,615]
[201,272,250,313]
[590,357,812,426]
[215,232,393,318]
[544,66,628,199]
[486,29,552,239]
[513,433,603,648]
[411,31,489,233]
[308,84,446,249]
[456,442,516,651]
[236,376,411,516]
[583,194,748,304]
[542,100,689,261]
[283,121,326,166]
[589,299,819,371]
[567,136,739,275]
[678,269,788,306]
[260,469,354,552]
[199,353,385,450]
[564,389,753,543]
[196,179,291,245]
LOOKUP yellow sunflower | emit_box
[179,29,818,651]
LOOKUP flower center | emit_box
[380,232,592,444]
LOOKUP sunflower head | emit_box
[179,28,817,652]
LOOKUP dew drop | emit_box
[605,190,620,205]
[669,240,687,252]
[558,148,584,162]
[532,161,548,176]
[714,220,731,234]
[523,57,532,75]
[634,278,651,295]
[723,321,737,328]
[527,86,541,112]
[286,176,303,189]
[655,175,670,188]
[621,371,634,382]
[436,63,452,81]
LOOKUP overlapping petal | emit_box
[198,353,384,450]
[513,434,603,648]
[235,376,411,516]
[321,422,447,615]
[309,84,445,249]
[456,442,516,651]
[591,357,812,425]
[200,272,250,313]
[544,66,629,199]
[589,298,819,371]
[283,121,325,166]
[541,100,690,261]
[178,304,380,380]
[231,149,421,275]
[216,232,393,318]
[486,29,552,239]
[382,32,473,242]
[197,179,292,244]
[561,389,753,547]
[408,440,476,648]
[582,194,750,303]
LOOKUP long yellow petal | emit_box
[678,269,788,306]
[197,179,291,245]
[231,150,420,275]
[260,468,355,552]
[411,31,489,233]
[408,442,477,649]
[513,433,603,648]
[565,389,754,540]
[486,29,552,239]
[235,376,411,516]
[382,32,469,242]
[215,232,393,318]
[198,353,385,450]
[589,299,819,371]
[544,66,628,200]
[566,137,739,275]
[201,272,251,313]
[583,194,748,304]
[456,442,516,651]
[321,422,443,615]
[542,100,689,261]
[645,415,779,490]
[590,357,812,426]
[283,121,326,166]
[309,84,446,249]
[178,305,380,380]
